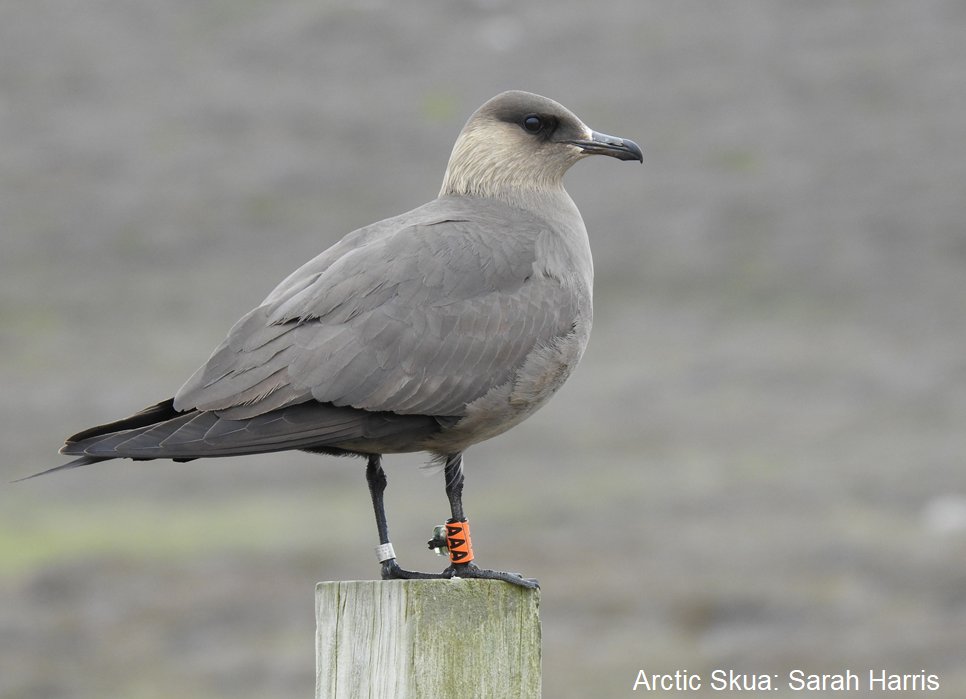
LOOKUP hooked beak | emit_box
[569,131,643,163]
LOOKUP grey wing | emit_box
[174,210,580,420]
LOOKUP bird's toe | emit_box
[443,562,540,589]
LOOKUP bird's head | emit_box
[440,90,642,203]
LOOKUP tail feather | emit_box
[14,455,108,482]
[24,399,448,481]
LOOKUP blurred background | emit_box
[2,1,965,697]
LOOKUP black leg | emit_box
[443,452,466,521]
[365,454,446,581]
[365,455,391,549]
[439,452,539,589]
[365,452,537,588]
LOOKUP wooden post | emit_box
[316,579,541,698]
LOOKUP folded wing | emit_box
[174,199,579,420]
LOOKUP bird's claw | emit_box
[380,558,448,581]
[380,559,538,589]
[443,561,540,589]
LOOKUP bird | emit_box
[36,91,642,588]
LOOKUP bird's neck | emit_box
[439,168,567,206]
[440,174,579,225]
[439,128,572,209]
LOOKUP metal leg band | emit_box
[374,542,396,563]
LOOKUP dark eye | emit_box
[522,114,544,133]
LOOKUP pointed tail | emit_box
[13,455,108,483]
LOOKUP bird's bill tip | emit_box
[570,131,643,163]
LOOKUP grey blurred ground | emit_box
[2,1,966,697]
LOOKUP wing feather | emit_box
[59,402,444,460]
[174,198,581,419]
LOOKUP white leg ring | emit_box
[374,542,396,563]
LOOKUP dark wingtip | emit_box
[65,398,179,444]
